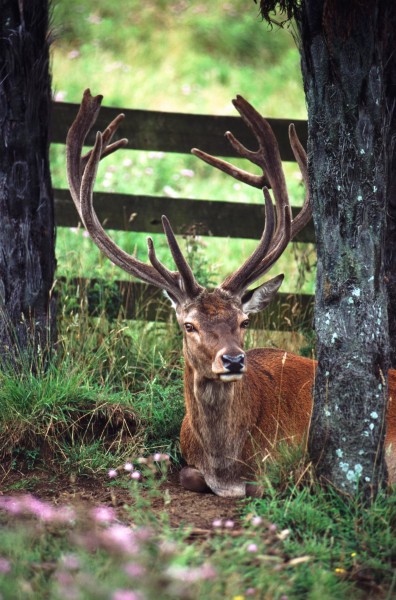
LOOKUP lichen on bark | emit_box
[299,1,390,498]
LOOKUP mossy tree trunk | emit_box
[257,0,394,498]
[0,0,56,370]
[384,10,396,368]
[298,1,391,498]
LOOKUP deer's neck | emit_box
[183,359,251,496]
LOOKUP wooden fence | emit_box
[51,101,315,331]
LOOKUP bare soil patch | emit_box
[0,467,242,532]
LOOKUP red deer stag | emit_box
[67,90,396,497]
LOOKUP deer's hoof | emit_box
[179,466,211,493]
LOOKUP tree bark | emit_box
[383,10,396,368]
[0,0,56,369]
[299,1,390,498]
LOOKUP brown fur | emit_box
[177,291,396,497]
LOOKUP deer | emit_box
[66,89,396,498]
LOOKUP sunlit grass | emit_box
[51,0,306,118]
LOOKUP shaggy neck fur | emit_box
[184,359,251,496]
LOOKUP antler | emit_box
[192,95,311,295]
[66,89,203,303]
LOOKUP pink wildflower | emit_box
[67,50,80,60]
[112,590,142,600]
[124,462,133,472]
[124,562,147,578]
[60,554,80,571]
[153,453,169,462]
[131,471,141,480]
[247,543,258,553]
[167,563,216,583]
[0,558,11,574]
[108,469,118,478]
[198,563,216,580]
[0,496,22,515]
[246,588,256,596]
[102,524,139,555]
[212,519,222,528]
[224,519,234,528]
[251,516,263,526]
[22,496,55,521]
[181,169,194,178]
[91,506,116,523]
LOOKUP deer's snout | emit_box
[212,347,246,381]
[221,353,245,373]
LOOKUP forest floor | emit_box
[1,467,241,534]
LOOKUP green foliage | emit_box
[245,483,396,597]
[133,378,184,454]
[0,276,187,473]
[1,462,394,599]
[51,0,305,116]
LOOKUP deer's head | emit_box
[66,91,310,382]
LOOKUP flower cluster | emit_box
[0,494,75,523]
[108,453,170,482]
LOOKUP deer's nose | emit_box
[221,353,245,373]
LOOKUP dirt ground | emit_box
[0,467,242,532]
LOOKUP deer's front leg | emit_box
[179,466,211,493]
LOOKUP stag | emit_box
[67,90,396,497]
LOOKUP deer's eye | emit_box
[184,323,196,333]
[241,319,250,329]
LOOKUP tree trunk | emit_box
[299,1,390,498]
[0,0,56,369]
[383,10,396,368]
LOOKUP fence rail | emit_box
[51,101,308,160]
[52,101,314,329]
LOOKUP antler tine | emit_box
[66,89,102,217]
[67,89,202,303]
[82,114,128,167]
[240,124,311,286]
[212,96,292,294]
[220,187,276,291]
[191,147,267,189]
[79,132,172,288]
[240,204,293,290]
[191,95,273,190]
[193,95,310,295]
[161,216,204,298]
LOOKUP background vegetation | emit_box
[50,0,314,294]
[0,2,394,600]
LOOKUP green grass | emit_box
[51,0,305,118]
[0,458,394,599]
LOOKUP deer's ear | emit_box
[241,274,284,314]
